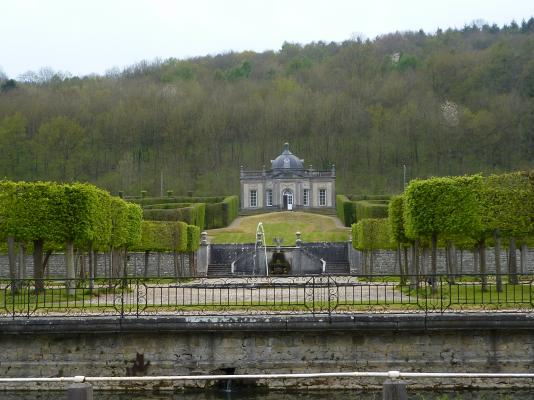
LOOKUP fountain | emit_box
[252,222,269,276]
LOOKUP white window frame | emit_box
[250,189,257,208]
[266,189,273,207]
[303,188,310,206]
[319,189,327,206]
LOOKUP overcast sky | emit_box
[1,0,533,78]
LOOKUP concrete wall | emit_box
[0,314,533,390]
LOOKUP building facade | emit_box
[240,143,336,210]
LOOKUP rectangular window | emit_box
[303,189,310,206]
[319,189,327,206]
[266,189,273,206]
[250,189,257,208]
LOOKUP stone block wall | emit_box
[0,252,190,279]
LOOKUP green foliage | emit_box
[336,195,356,227]
[0,181,65,244]
[403,175,483,240]
[143,202,192,209]
[222,195,239,226]
[142,202,205,229]
[388,195,409,244]
[0,181,116,251]
[479,172,534,238]
[355,200,389,220]
[186,224,201,252]
[125,203,143,247]
[134,220,187,252]
[110,196,130,248]
[133,196,224,206]
[352,218,394,250]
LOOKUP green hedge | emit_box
[187,224,201,252]
[352,218,394,250]
[143,202,192,209]
[142,195,238,230]
[143,203,205,229]
[222,195,239,226]
[348,194,391,201]
[132,196,225,206]
[336,195,356,227]
[355,200,389,220]
[135,220,188,252]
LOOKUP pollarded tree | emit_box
[0,181,65,292]
[352,218,393,276]
[109,198,142,278]
[388,195,410,283]
[479,173,534,287]
[58,183,112,294]
[404,176,482,290]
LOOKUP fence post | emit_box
[382,379,407,400]
[67,382,93,400]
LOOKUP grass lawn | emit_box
[208,211,350,245]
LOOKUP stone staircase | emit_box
[207,264,232,277]
[324,262,350,275]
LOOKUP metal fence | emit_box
[1,274,533,318]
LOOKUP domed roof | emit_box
[271,143,304,170]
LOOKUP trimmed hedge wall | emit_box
[336,195,389,227]
[132,196,225,206]
[348,194,391,201]
[143,203,192,209]
[143,202,205,229]
[222,195,239,226]
[352,218,394,250]
[135,220,188,252]
[187,224,201,252]
[355,200,389,220]
[140,195,238,230]
[336,195,355,227]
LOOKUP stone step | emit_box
[325,262,350,274]
[207,264,232,276]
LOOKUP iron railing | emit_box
[0,274,533,318]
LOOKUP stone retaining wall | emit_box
[0,252,190,279]
[0,314,533,390]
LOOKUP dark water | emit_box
[2,389,533,400]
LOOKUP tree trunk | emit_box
[403,246,409,283]
[479,239,487,291]
[494,231,502,292]
[19,243,26,279]
[508,237,518,284]
[431,234,437,293]
[33,239,45,294]
[189,251,196,276]
[122,248,128,285]
[520,242,527,275]
[173,250,178,278]
[111,247,123,279]
[65,240,75,295]
[473,248,479,274]
[410,241,419,290]
[88,244,94,291]
[449,241,457,284]
[7,236,18,293]
[397,244,405,285]
[157,252,161,278]
[144,250,150,278]
[93,250,98,280]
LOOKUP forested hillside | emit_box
[1,19,534,195]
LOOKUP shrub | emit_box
[352,218,394,250]
[187,224,201,252]
[135,220,188,252]
[355,200,389,220]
